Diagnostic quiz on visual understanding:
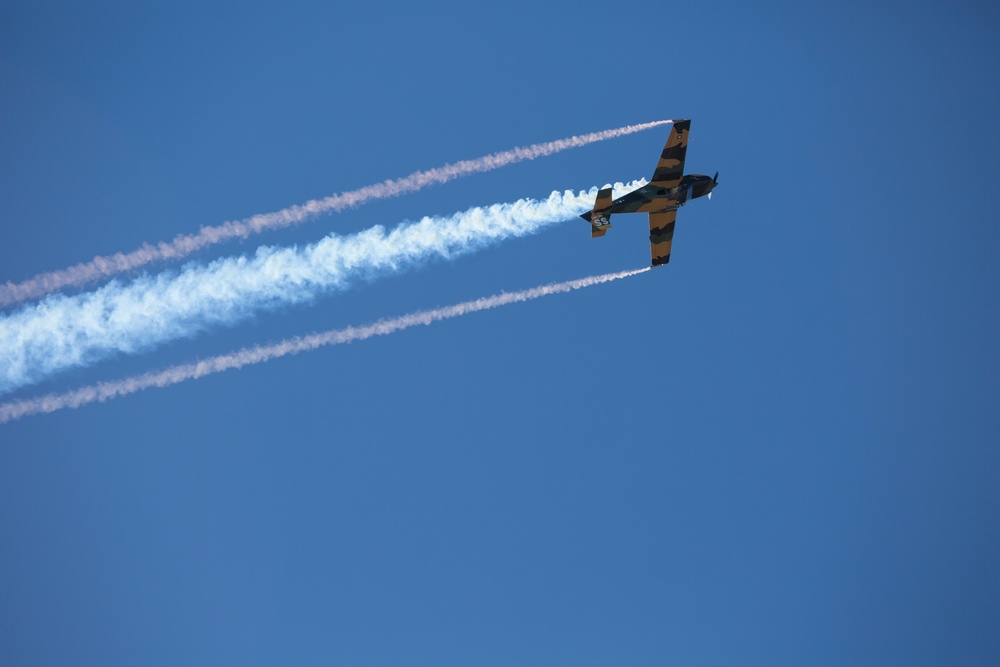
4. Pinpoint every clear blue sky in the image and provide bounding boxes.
[1,1,998,664]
